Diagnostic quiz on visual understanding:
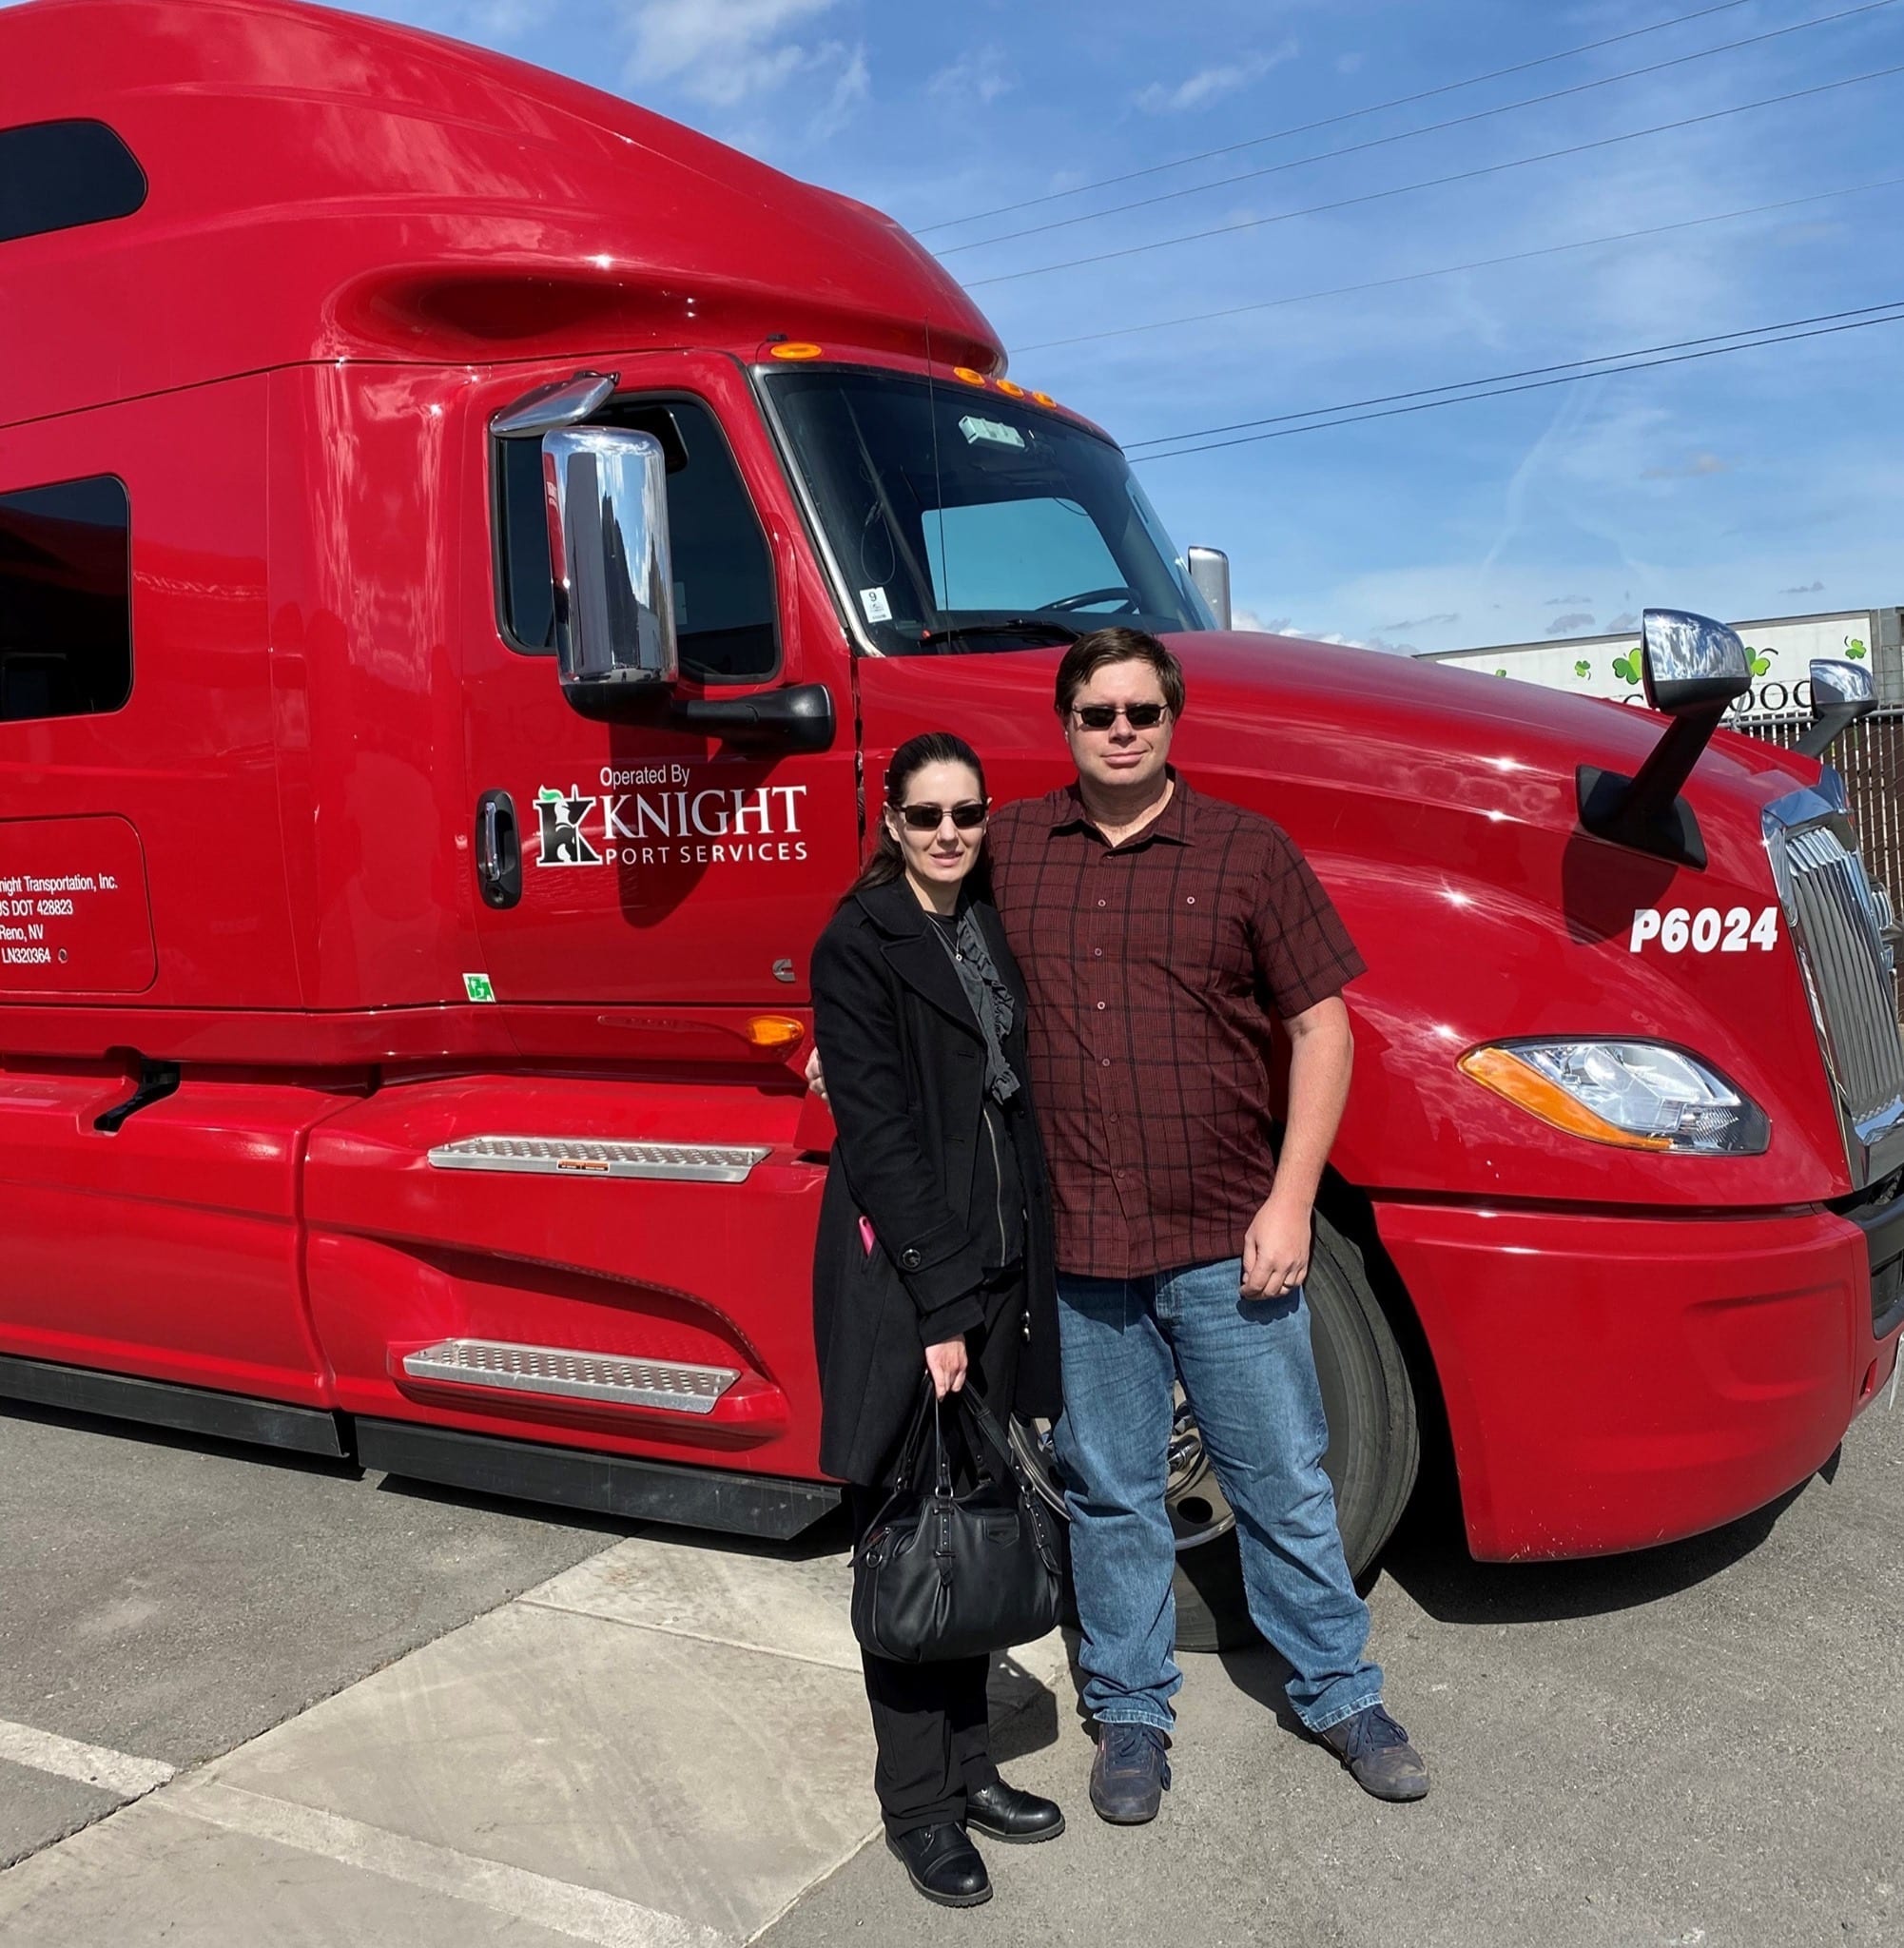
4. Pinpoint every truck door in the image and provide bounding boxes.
[460,353,858,1012]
